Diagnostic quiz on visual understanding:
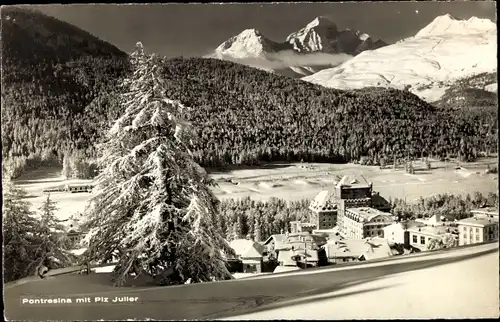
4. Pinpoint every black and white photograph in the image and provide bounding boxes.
[2,1,498,320]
